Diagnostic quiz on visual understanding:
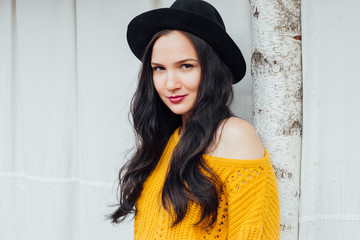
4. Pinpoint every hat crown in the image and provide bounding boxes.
[170,0,225,30]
